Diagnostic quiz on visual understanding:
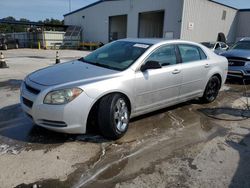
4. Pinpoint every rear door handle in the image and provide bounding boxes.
[172,69,181,74]
[205,64,210,68]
